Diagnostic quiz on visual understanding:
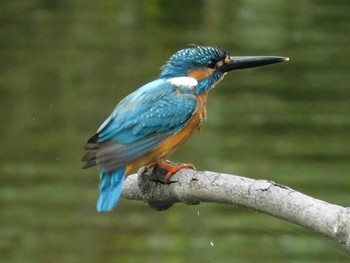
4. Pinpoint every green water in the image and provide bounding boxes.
[1,1,350,262]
